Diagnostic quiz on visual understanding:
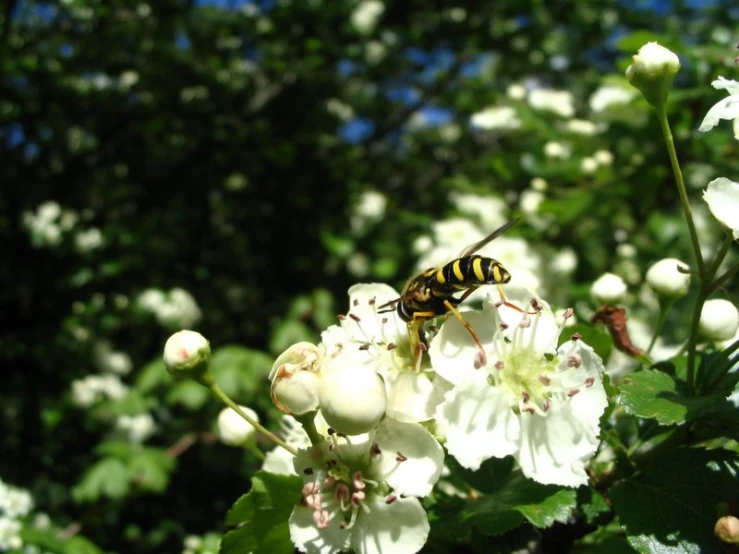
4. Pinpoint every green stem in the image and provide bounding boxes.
[246,443,266,461]
[655,106,705,277]
[655,106,707,389]
[647,298,672,353]
[705,233,735,282]
[294,411,325,447]
[210,384,298,456]
[709,259,739,294]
